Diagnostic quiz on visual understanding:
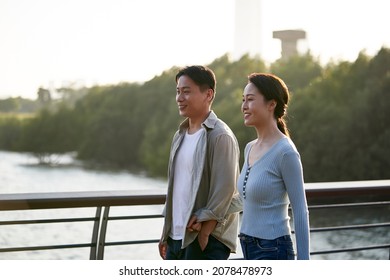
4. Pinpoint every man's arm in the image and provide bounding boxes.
[195,134,240,223]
